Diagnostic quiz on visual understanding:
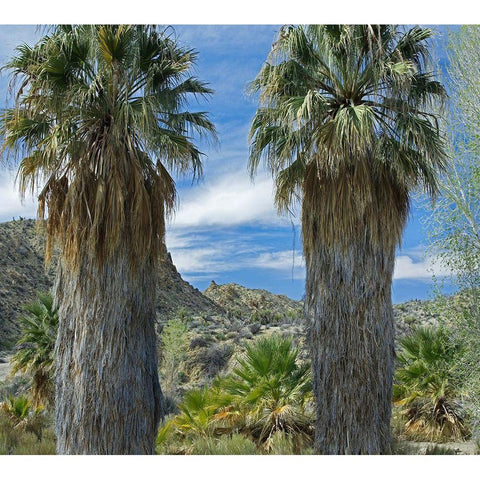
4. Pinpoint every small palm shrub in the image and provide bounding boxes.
[11,292,58,407]
[157,335,314,454]
[215,335,313,451]
[393,326,469,442]
[0,404,55,455]
[170,387,221,438]
[0,395,47,441]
